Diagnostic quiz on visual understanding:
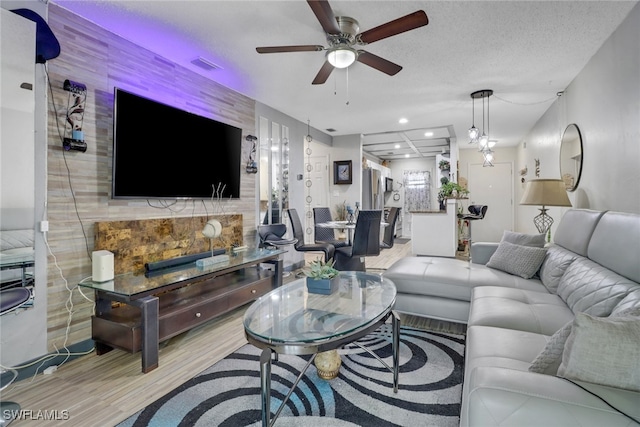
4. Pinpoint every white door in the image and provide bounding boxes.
[467,162,513,242]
